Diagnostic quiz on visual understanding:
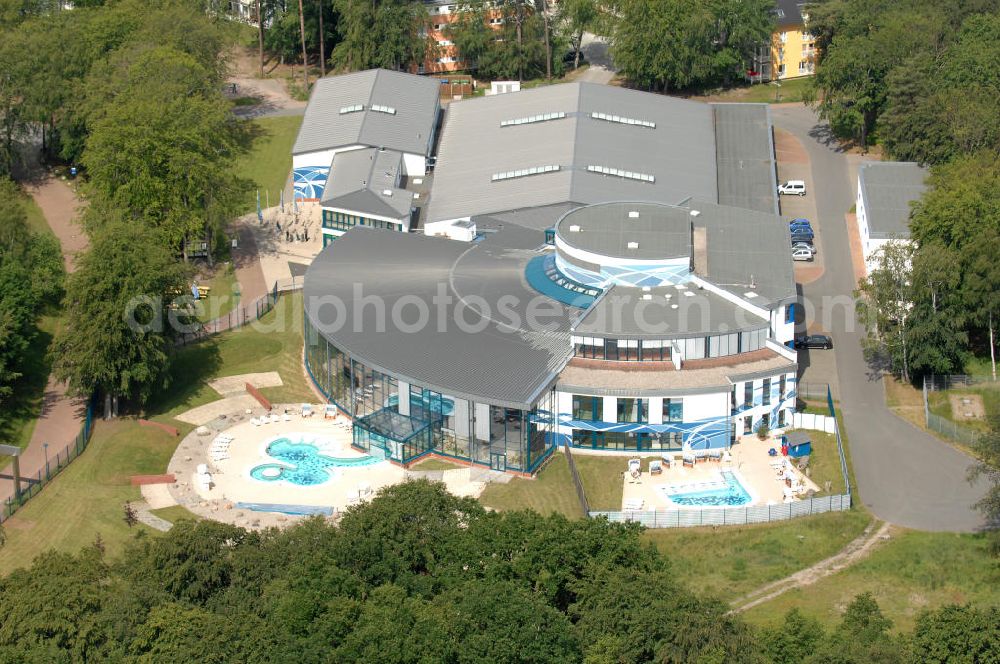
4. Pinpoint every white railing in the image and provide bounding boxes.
[590,494,851,528]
